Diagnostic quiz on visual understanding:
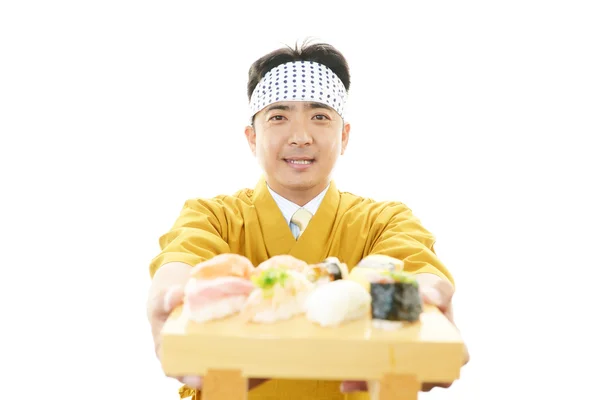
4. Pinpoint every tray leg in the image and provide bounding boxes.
[202,369,248,400]
[368,374,420,400]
